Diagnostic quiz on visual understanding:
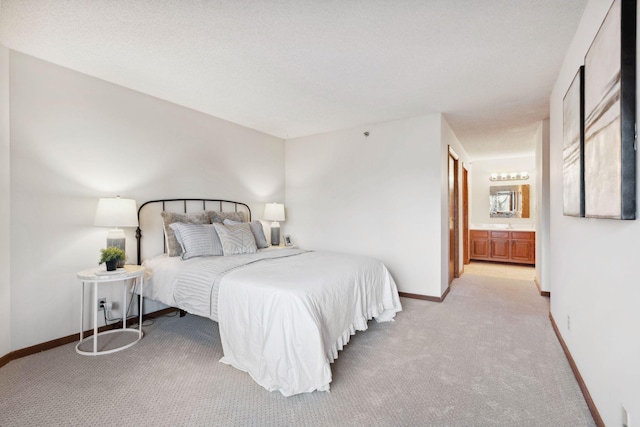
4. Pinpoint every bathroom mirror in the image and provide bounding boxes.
[490,185,530,218]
